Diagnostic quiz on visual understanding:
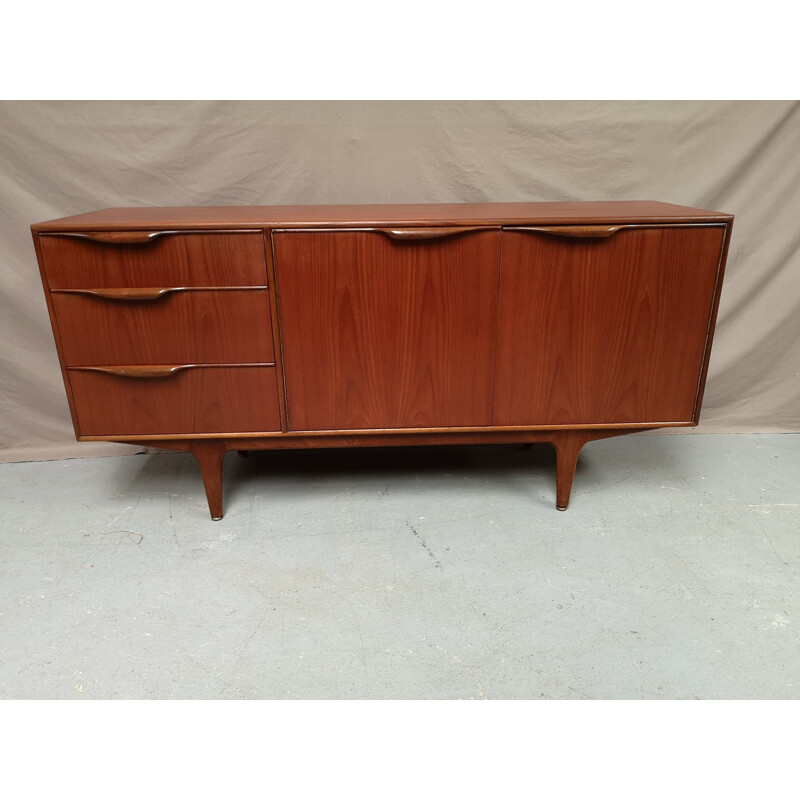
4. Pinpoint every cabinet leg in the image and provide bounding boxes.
[552,433,589,511]
[191,441,228,520]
